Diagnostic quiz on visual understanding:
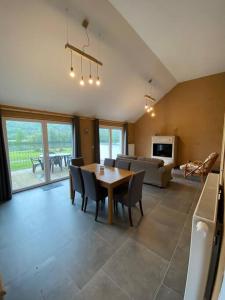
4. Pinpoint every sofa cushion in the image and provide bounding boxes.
[138,157,164,167]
